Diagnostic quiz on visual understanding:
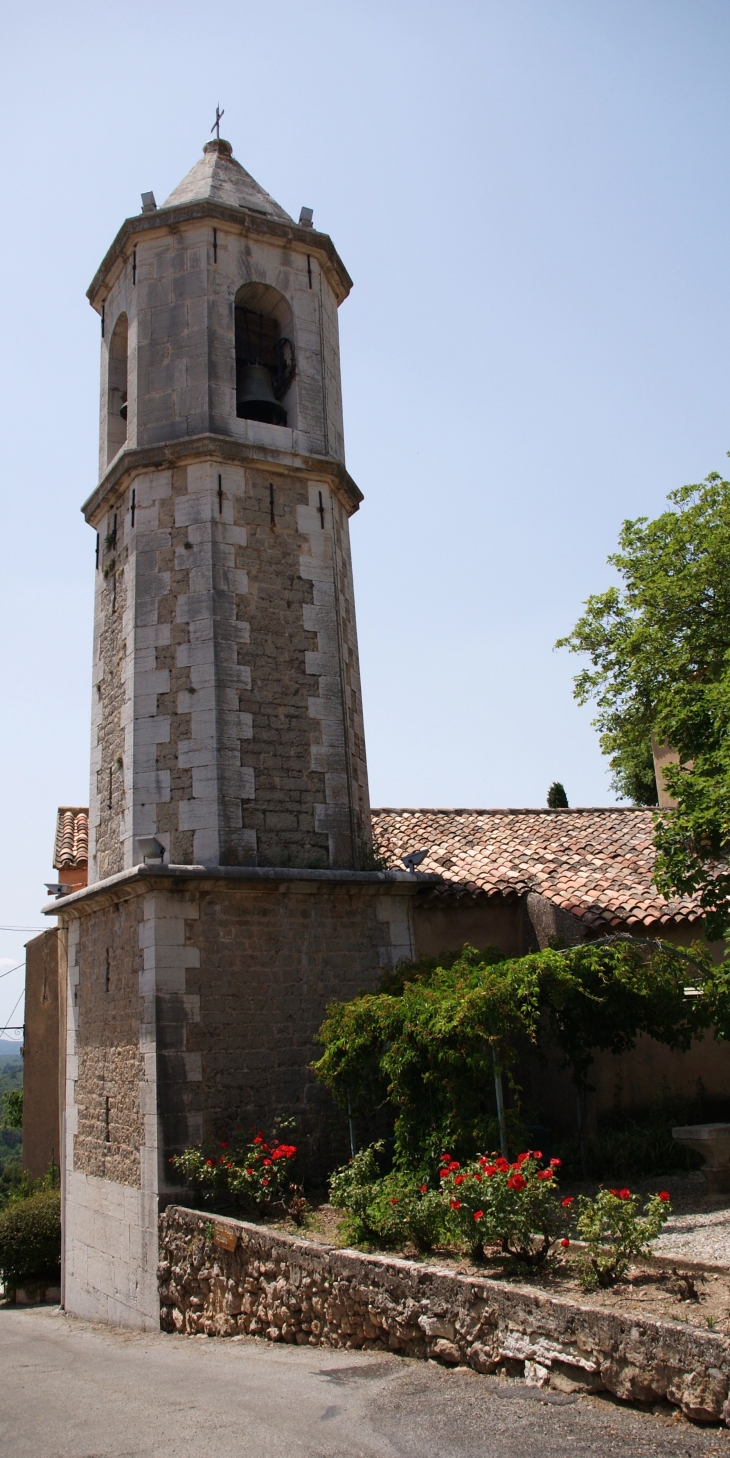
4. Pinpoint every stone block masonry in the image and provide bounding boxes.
[54,864,420,1325]
[160,1205,730,1426]
[86,449,370,878]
